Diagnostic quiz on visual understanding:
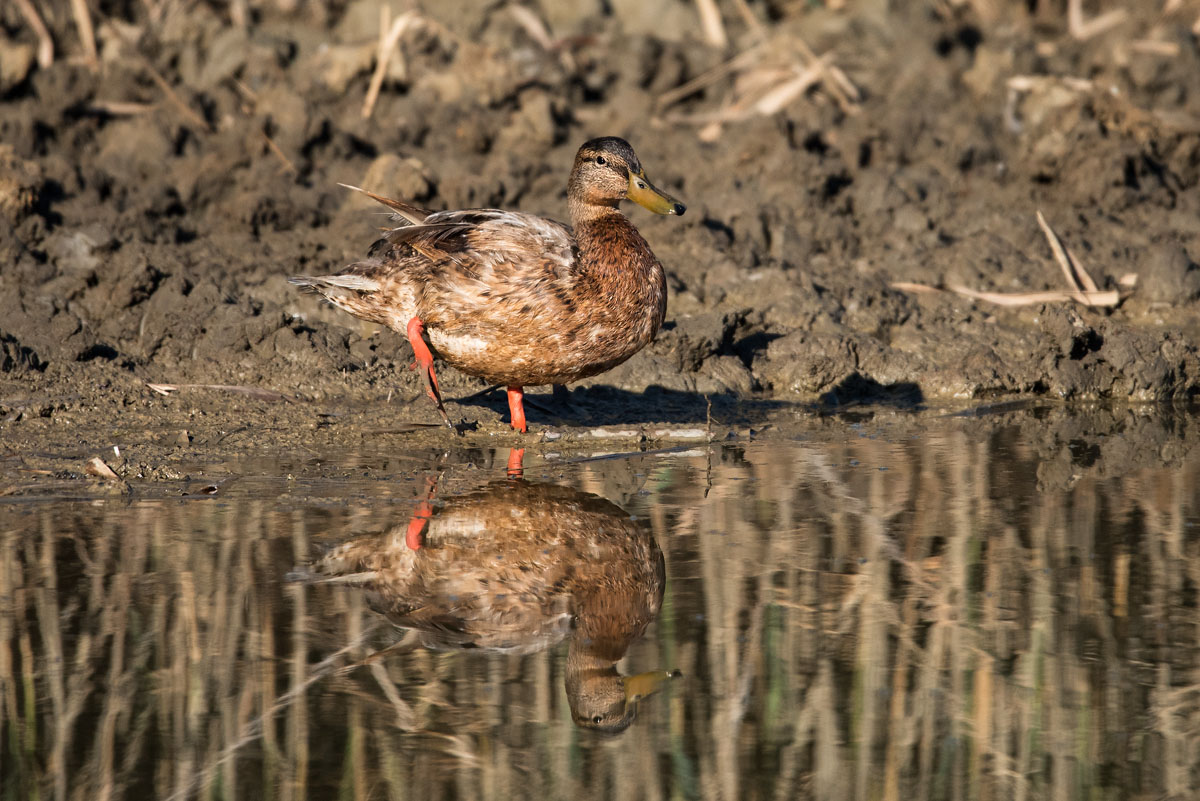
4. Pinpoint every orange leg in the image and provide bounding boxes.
[506,448,525,478]
[403,474,439,550]
[405,317,452,428]
[506,385,527,433]
[404,501,432,549]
